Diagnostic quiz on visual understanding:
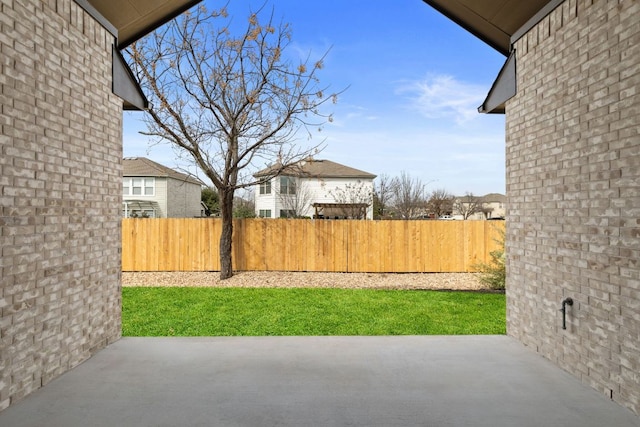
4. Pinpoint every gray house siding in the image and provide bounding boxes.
[123,176,202,218]
[506,0,640,415]
[166,178,202,218]
[122,157,202,218]
[0,0,122,410]
[156,177,169,217]
[123,177,167,217]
